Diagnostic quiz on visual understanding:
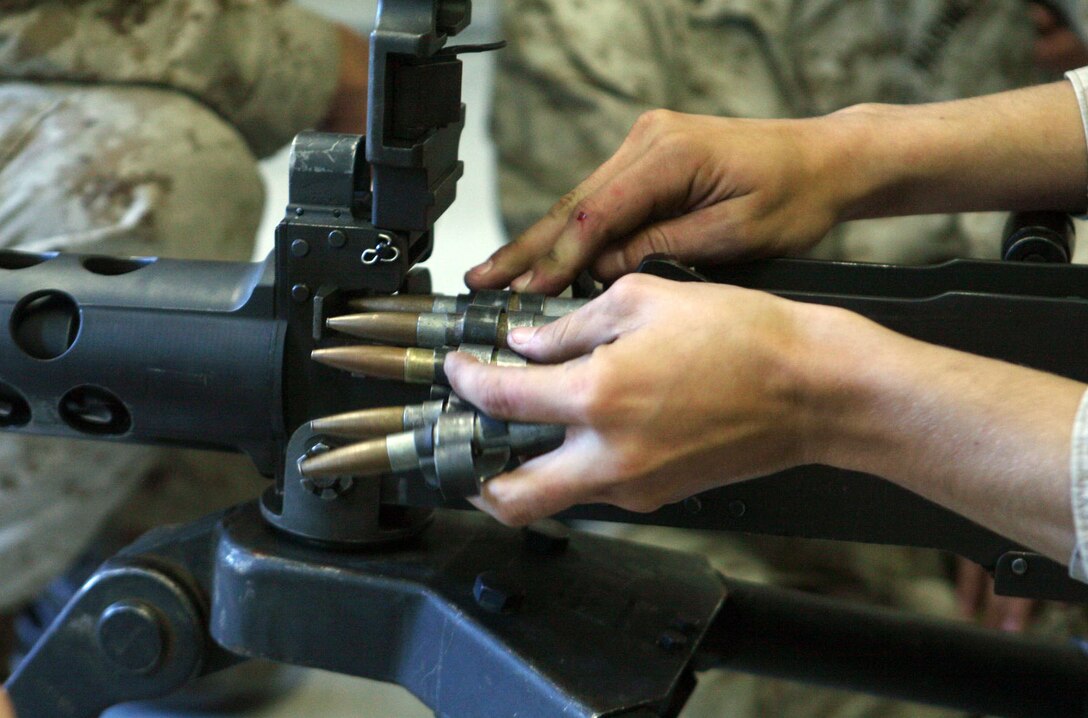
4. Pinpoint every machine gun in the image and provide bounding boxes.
[4,1,1088,715]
